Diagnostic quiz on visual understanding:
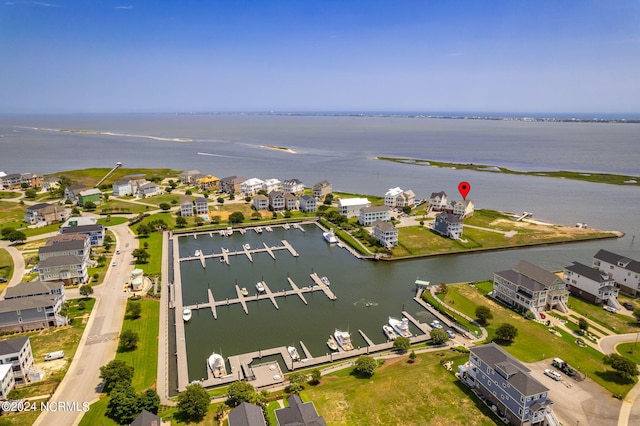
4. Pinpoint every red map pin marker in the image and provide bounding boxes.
[458,182,471,200]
